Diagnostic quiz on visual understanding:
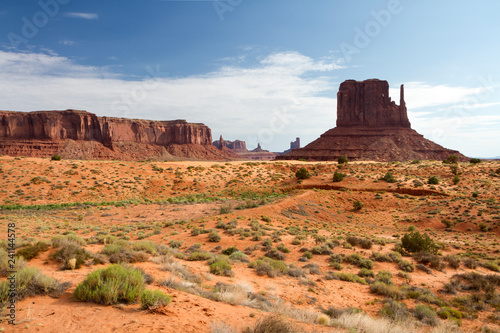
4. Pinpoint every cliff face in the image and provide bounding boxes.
[278,79,467,162]
[0,110,228,160]
[337,79,410,128]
